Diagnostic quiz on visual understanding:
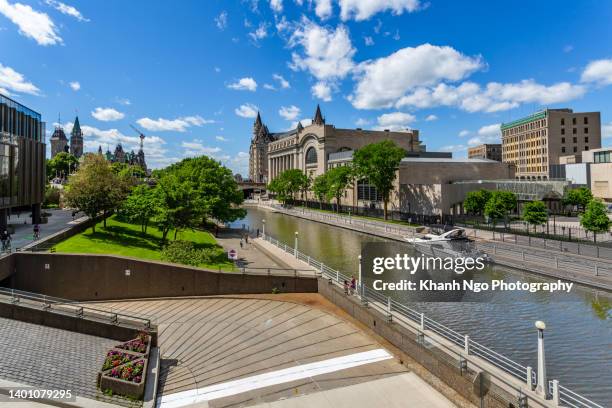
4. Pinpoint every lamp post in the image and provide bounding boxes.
[294,231,299,258]
[262,219,266,237]
[358,254,362,297]
[535,320,549,398]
